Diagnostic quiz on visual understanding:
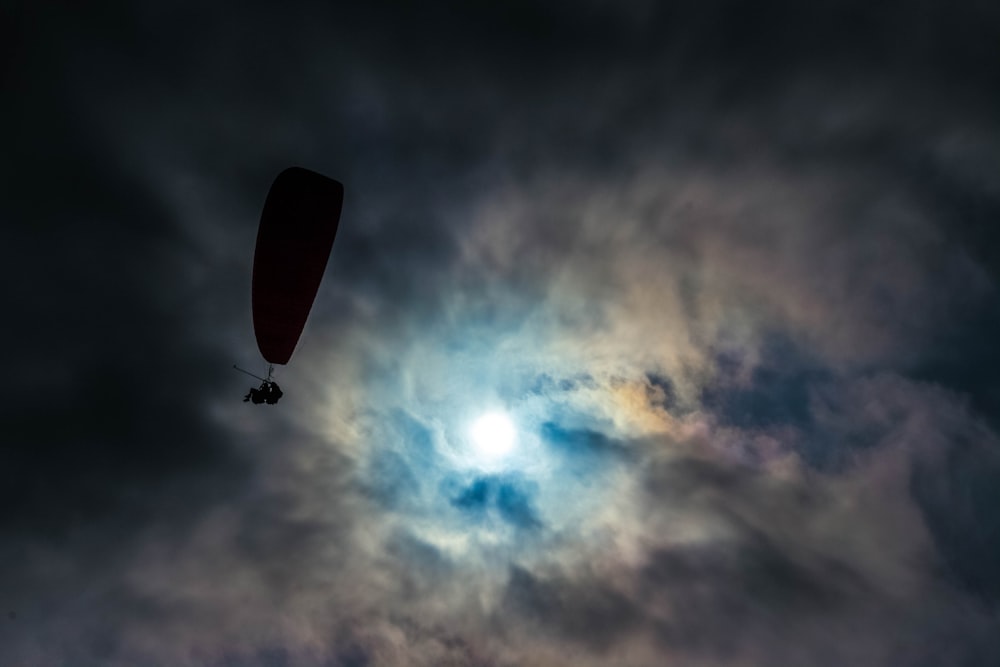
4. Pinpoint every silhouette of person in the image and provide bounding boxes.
[264,382,283,405]
[244,381,283,405]
[244,382,267,404]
